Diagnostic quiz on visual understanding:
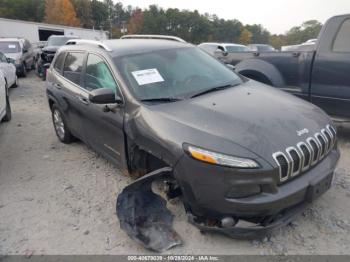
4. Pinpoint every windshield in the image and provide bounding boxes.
[0,41,21,53]
[46,37,72,47]
[257,45,275,52]
[114,47,243,101]
[225,45,249,53]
